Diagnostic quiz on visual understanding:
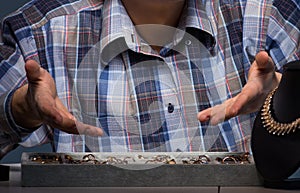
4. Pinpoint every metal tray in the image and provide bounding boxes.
[21,152,263,187]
